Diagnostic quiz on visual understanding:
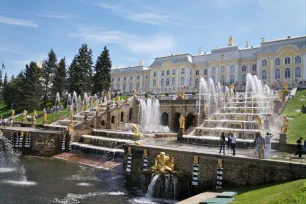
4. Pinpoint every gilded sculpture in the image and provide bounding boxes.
[179,115,185,129]
[131,123,143,137]
[11,110,15,120]
[143,149,148,157]
[228,36,234,46]
[217,159,223,168]
[256,115,262,130]
[128,147,132,155]
[43,111,48,123]
[203,103,207,115]
[194,156,199,165]
[133,89,137,98]
[281,116,289,134]
[33,110,37,121]
[284,81,288,91]
[151,152,175,174]
[23,110,27,121]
